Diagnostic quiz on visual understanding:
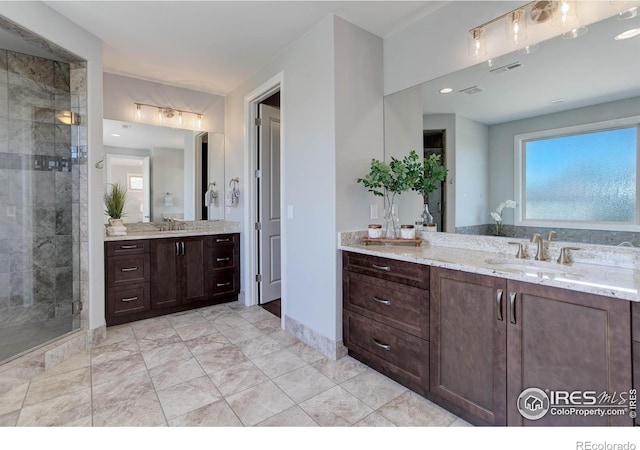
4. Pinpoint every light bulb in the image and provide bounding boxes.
[196,114,203,129]
[468,28,487,59]
[506,9,527,46]
[177,111,183,126]
[135,103,142,121]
